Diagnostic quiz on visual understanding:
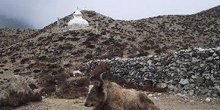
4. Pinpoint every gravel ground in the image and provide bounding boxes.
[15,93,220,110]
